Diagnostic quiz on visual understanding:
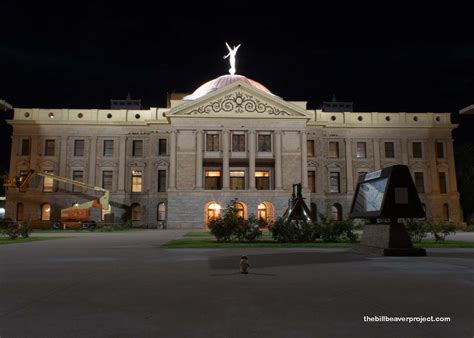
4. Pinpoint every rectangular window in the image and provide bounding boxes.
[132,140,143,157]
[308,170,316,193]
[436,142,444,159]
[206,133,219,151]
[255,171,270,190]
[307,140,315,157]
[414,172,425,193]
[205,170,221,190]
[413,142,423,158]
[356,142,367,158]
[131,170,142,192]
[20,139,30,156]
[329,172,340,193]
[230,170,245,190]
[19,170,29,191]
[328,142,339,158]
[384,142,395,158]
[159,139,167,155]
[74,140,85,157]
[439,172,447,193]
[102,171,113,191]
[103,140,114,157]
[258,134,272,152]
[158,170,166,192]
[43,171,54,192]
[232,134,245,152]
[44,140,55,156]
[72,170,84,192]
